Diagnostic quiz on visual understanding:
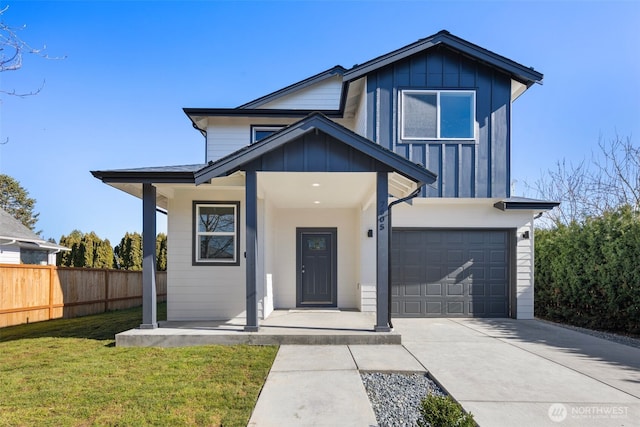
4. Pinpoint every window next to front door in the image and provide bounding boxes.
[193,201,240,266]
